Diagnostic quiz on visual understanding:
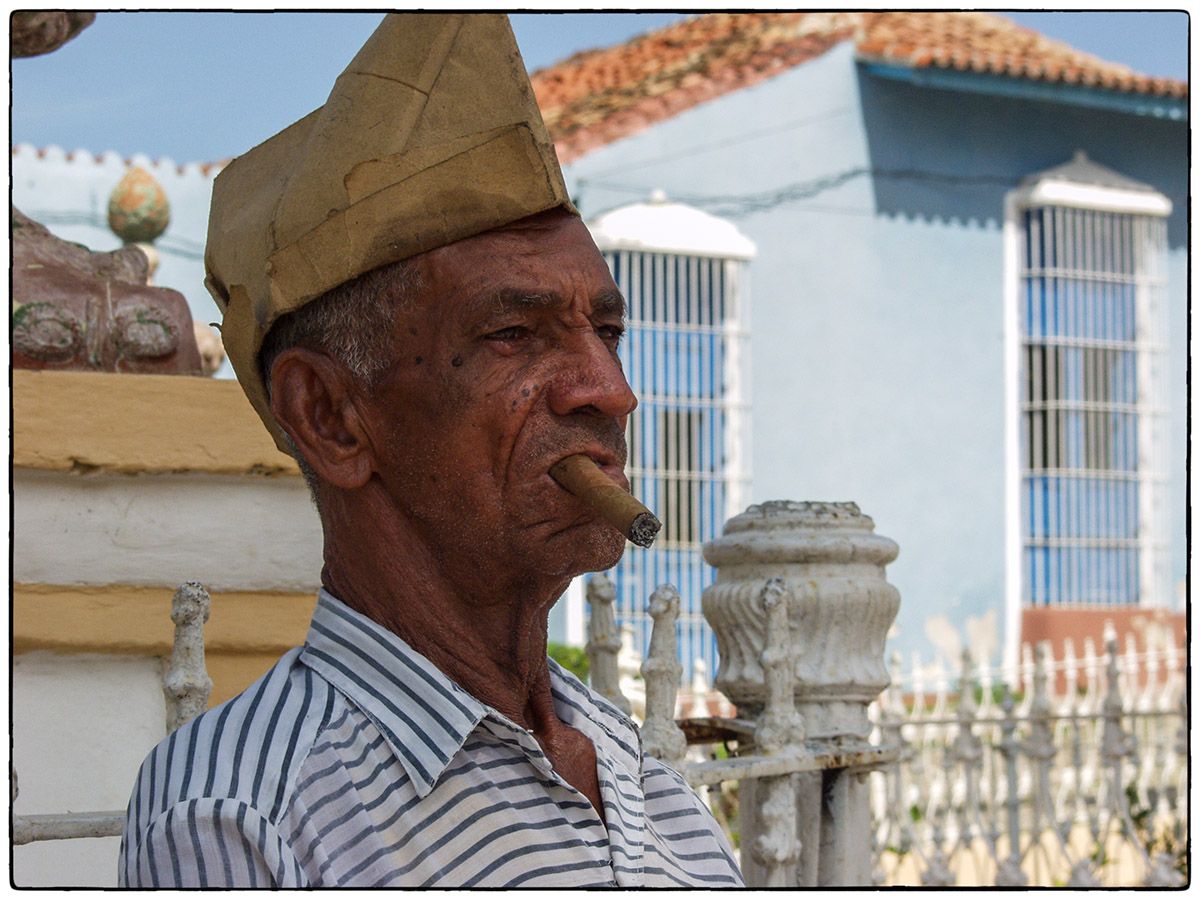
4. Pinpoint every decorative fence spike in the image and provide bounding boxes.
[585,573,630,715]
[995,685,1026,885]
[754,578,804,754]
[640,585,686,765]
[163,581,213,732]
[749,579,803,888]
